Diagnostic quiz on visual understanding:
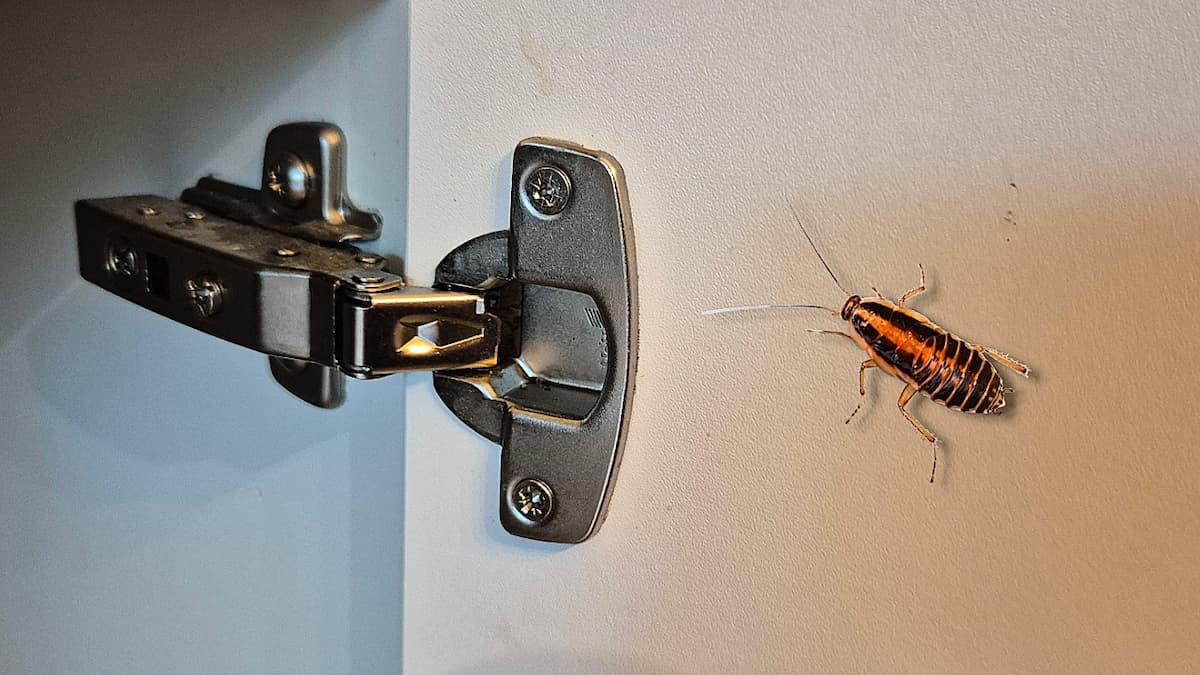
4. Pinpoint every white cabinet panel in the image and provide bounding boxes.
[406,2,1200,672]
